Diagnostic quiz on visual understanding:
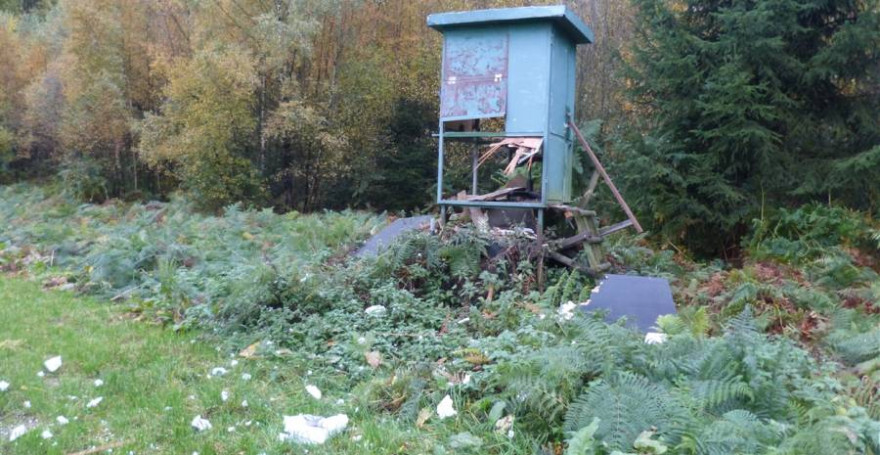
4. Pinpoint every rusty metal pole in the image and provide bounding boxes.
[568,119,643,233]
